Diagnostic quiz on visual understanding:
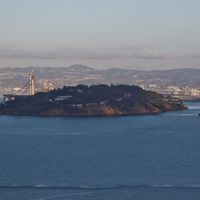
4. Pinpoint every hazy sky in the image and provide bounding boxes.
[0,0,200,69]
